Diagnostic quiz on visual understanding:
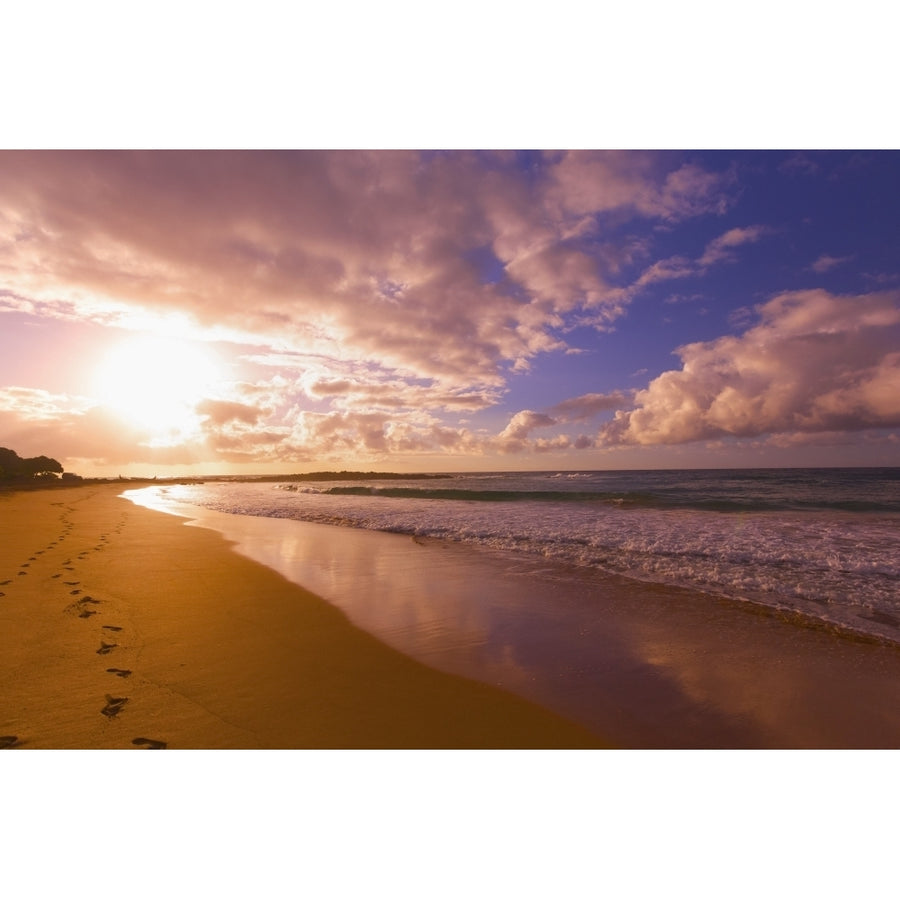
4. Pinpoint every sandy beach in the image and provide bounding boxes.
[0,484,606,749]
